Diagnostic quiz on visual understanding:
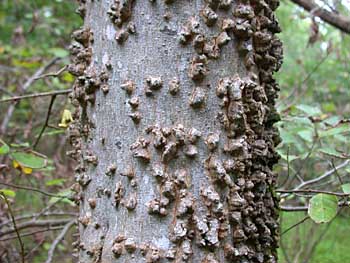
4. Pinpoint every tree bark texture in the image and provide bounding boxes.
[68,0,283,262]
